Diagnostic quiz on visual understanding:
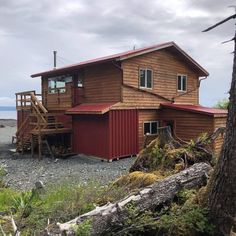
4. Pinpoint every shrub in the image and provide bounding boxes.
[0,188,20,212]
[109,190,215,236]
[74,219,92,236]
